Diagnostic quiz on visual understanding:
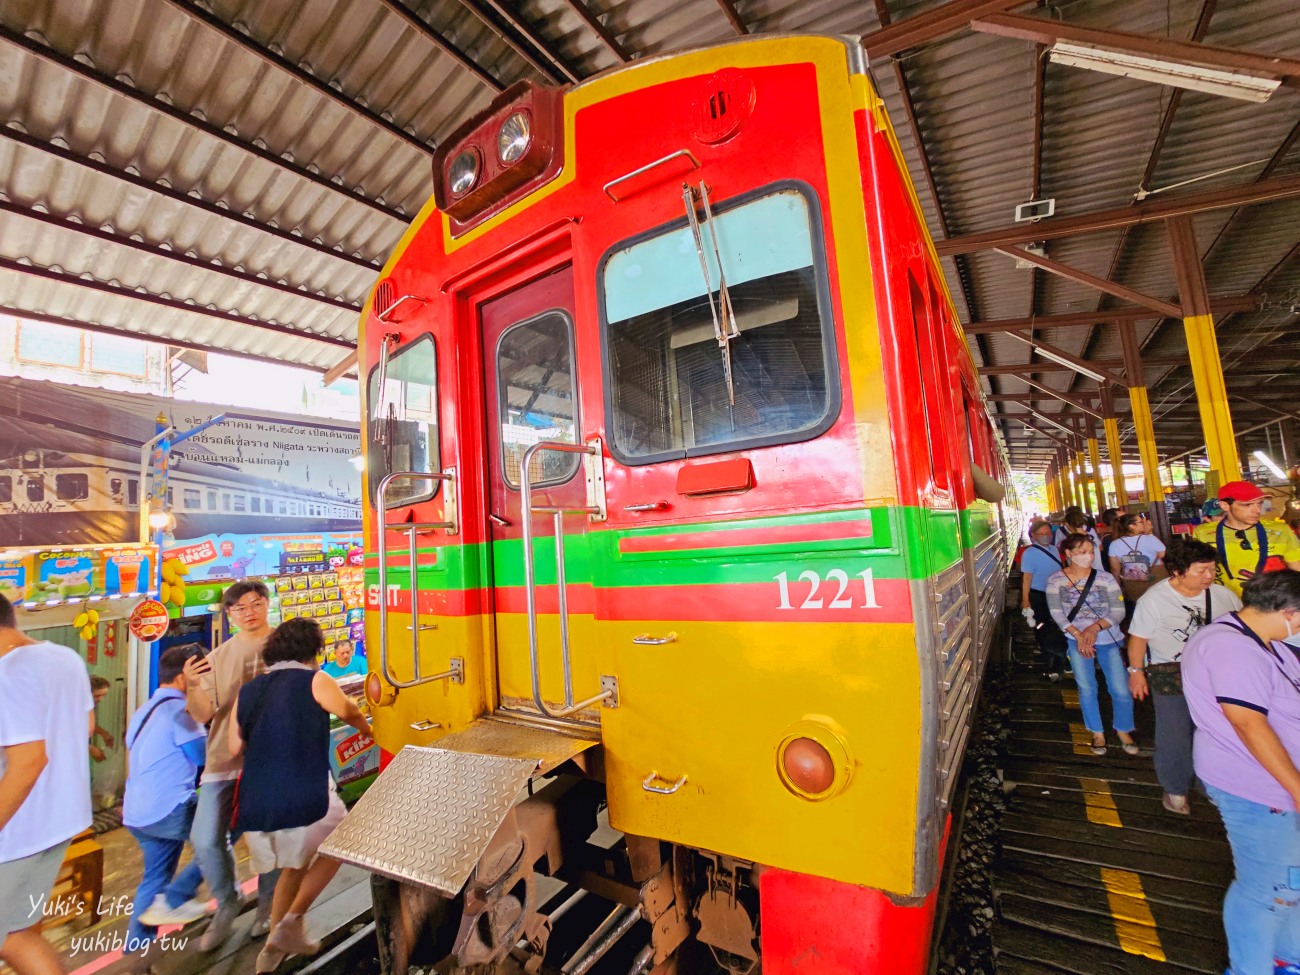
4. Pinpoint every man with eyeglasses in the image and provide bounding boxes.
[1193,481,1300,598]
[155,581,279,949]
